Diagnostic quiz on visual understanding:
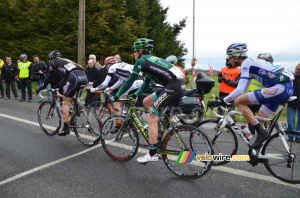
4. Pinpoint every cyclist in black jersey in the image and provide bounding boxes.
[36,50,88,136]
[110,38,186,163]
